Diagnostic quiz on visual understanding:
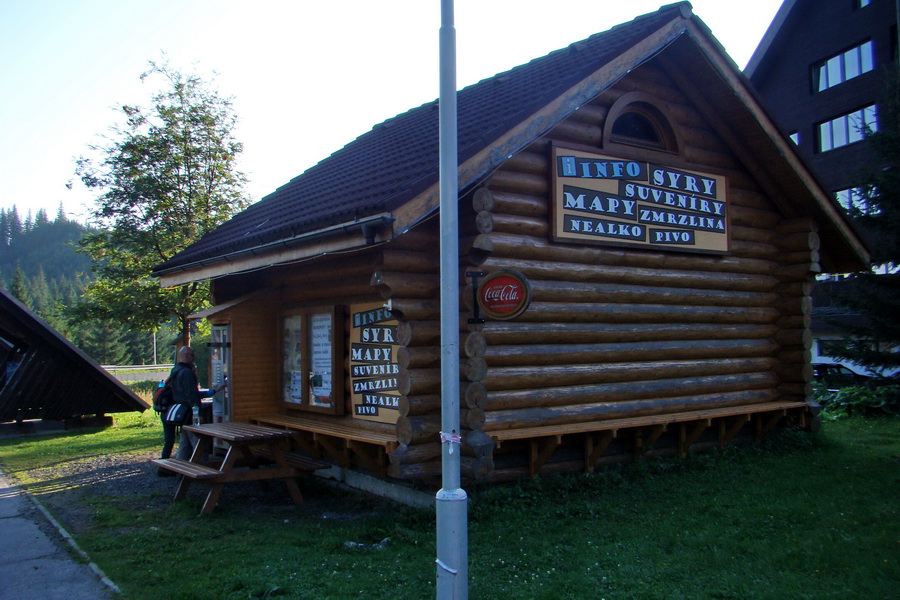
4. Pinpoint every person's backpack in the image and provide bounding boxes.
[152,380,174,412]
